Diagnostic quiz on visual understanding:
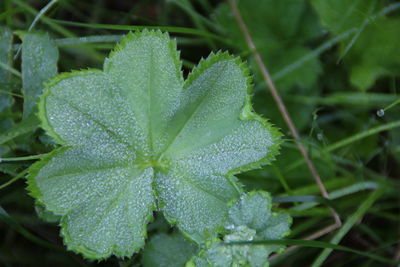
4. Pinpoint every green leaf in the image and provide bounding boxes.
[142,232,197,267]
[346,18,400,89]
[189,191,292,267]
[311,0,375,35]
[311,1,400,89]
[214,0,322,92]
[20,32,58,119]
[27,30,281,259]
